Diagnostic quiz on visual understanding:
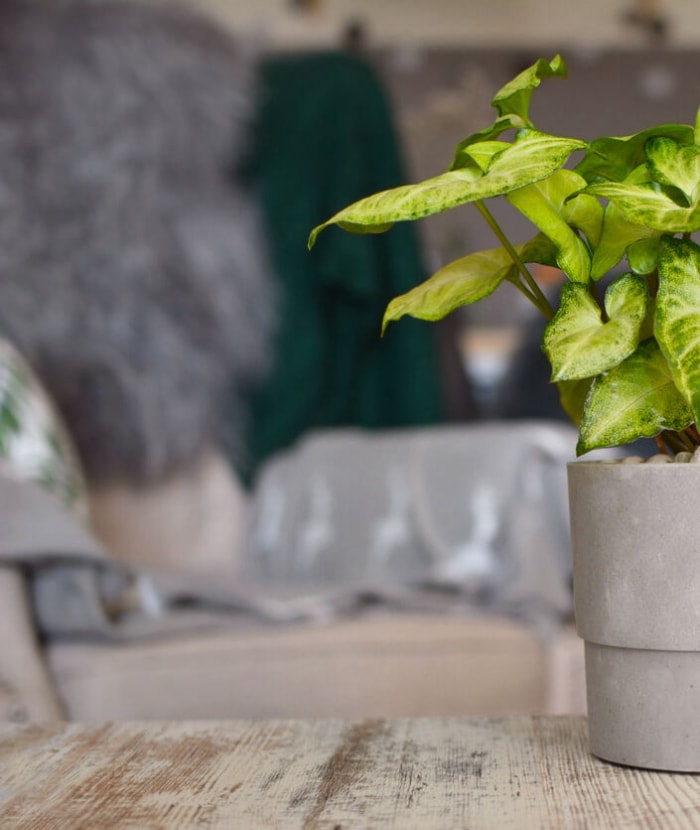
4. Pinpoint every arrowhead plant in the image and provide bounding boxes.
[309,55,700,456]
